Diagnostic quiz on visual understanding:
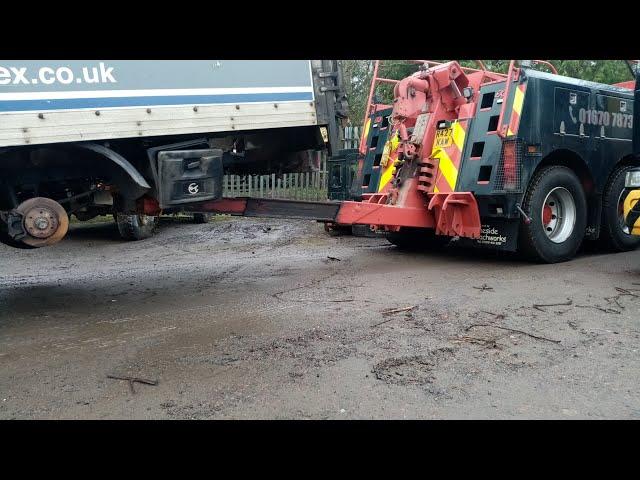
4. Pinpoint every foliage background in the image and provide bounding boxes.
[339,60,636,126]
